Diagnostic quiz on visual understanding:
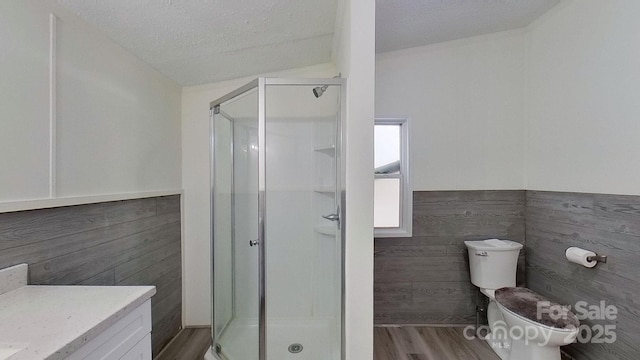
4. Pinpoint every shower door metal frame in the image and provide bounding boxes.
[211,108,238,339]
[209,77,346,360]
